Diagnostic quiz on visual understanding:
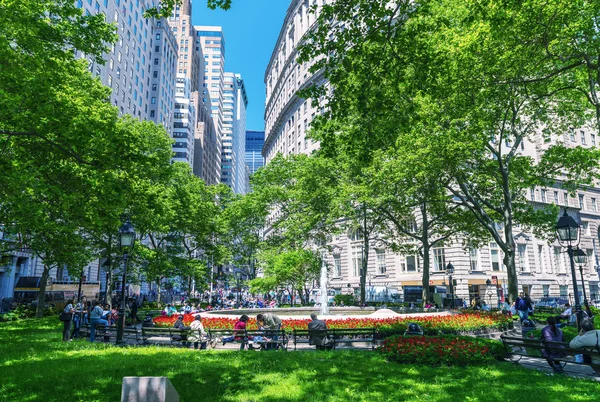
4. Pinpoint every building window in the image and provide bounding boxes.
[554,246,564,273]
[349,228,364,242]
[579,194,585,209]
[469,247,478,271]
[554,191,559,204]
[376,249,386,274]
[406,255,417,272]
[581,130,586,145]
[592,198,597,212]
[569,128,576,142]
[490,243,500,271]
[590,283,599,301]
[351,247,363,277]
[433,248,446,271]
[334,257,342,277]
[592,133,596,147]
[540,189,546,203]
[517,244,528,272]
[582,221,590,236]
[542,284,550,297]
[559,285,568,297]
